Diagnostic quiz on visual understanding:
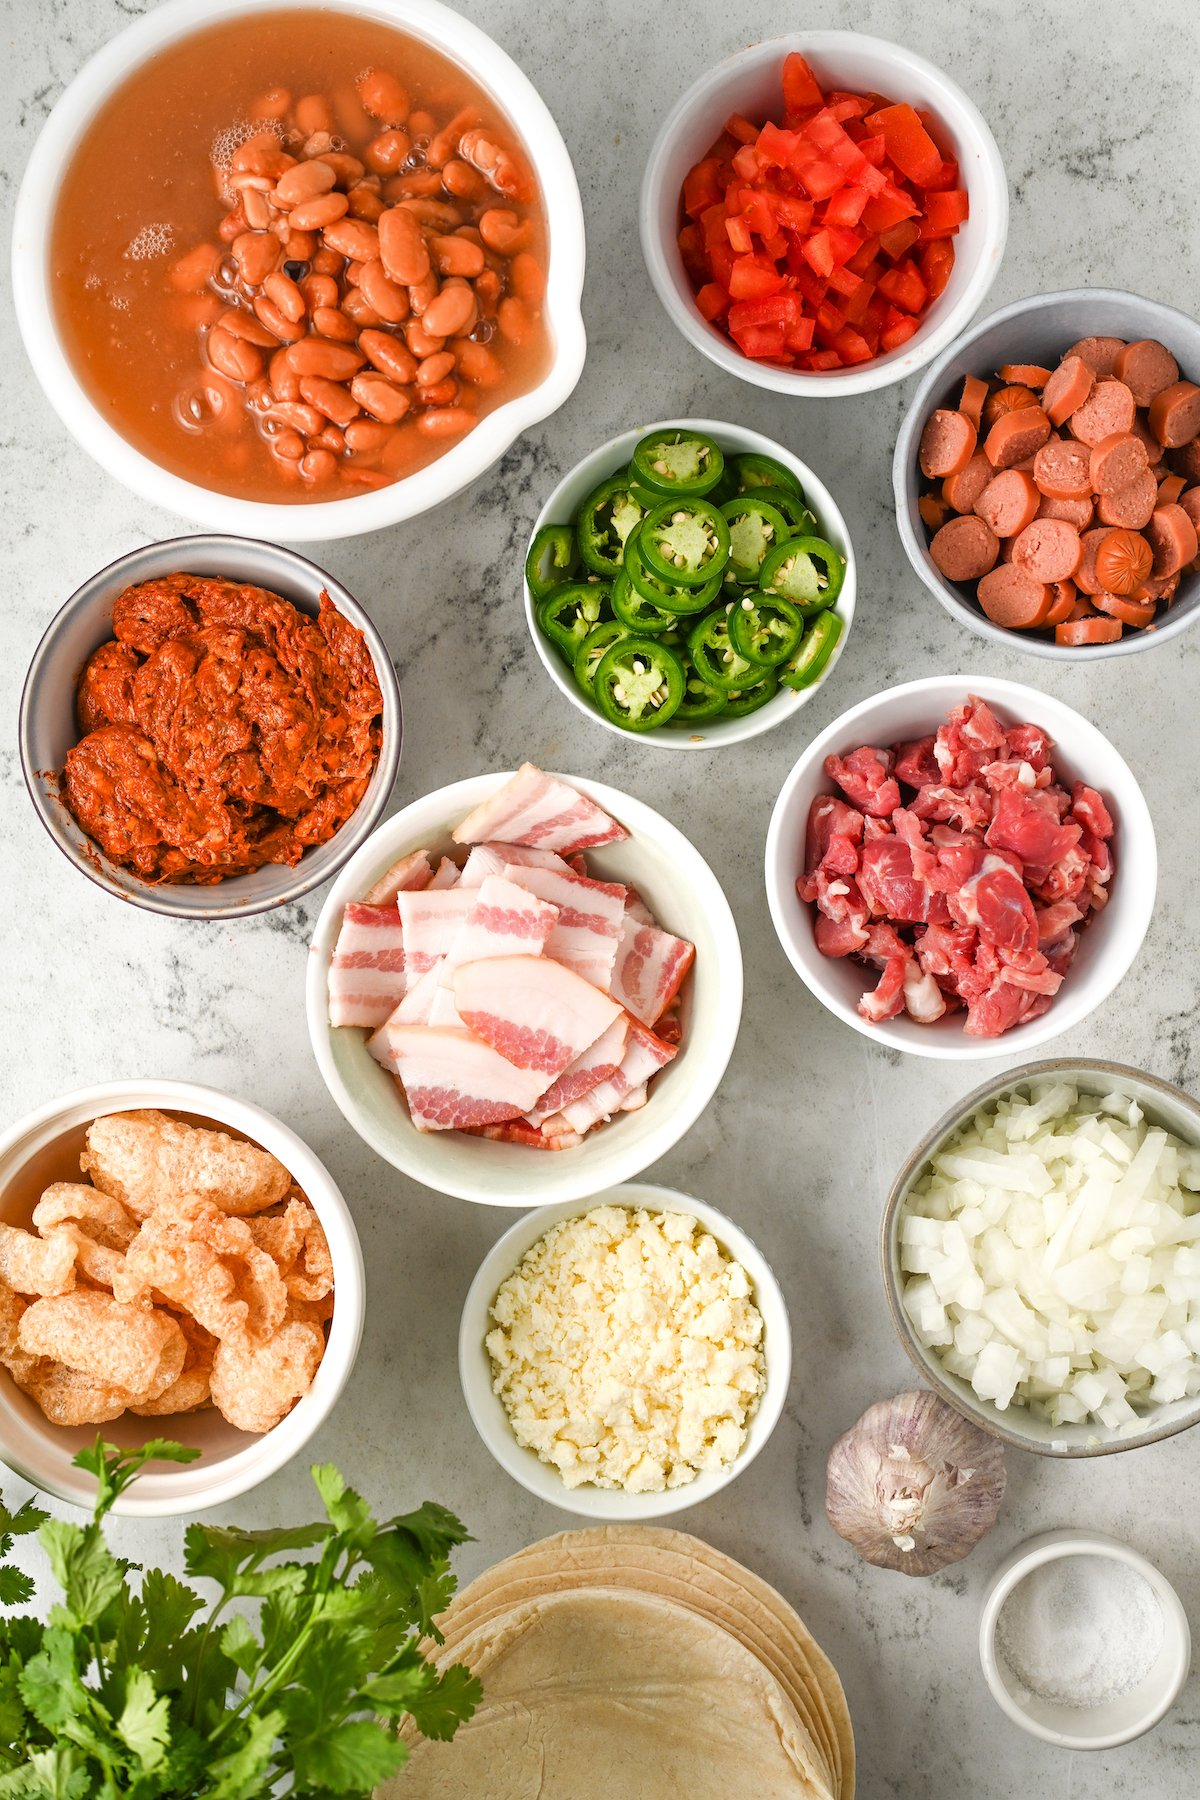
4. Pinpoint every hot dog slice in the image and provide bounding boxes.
[984,405,1051,470]
[930,514,1000,581]
[1149,381,1200,448]
[1156,473,1186,506]
[1069,378,1136,447]
[1011,518,1082,584]
[976,565,1051,629]
[959,374,989,432]
[1179,488,1200,535]
[1113,339,1179,407]
[1038,492,1094,529]
[1033,438,1091,499]
[919,492,949,532]
[1169,439,1200,483]
[1088,431,1149,495]
[919,409,978,478]
[1064,335,1127,377]
[1144,502,1199,576]
[942,452,992,514]
[1093,528,1152,595]
[1132,414,1165,467]
[1055,616,1123,646]
[1042,355,1094,427]
[982,384,1038,431]
[1042,580,1077,625]
[1092,591,1157,628]
[1073,527,1115,596]
[997,363,1051,388]
[1096,467,1157,529]
[975,469,1041,537]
